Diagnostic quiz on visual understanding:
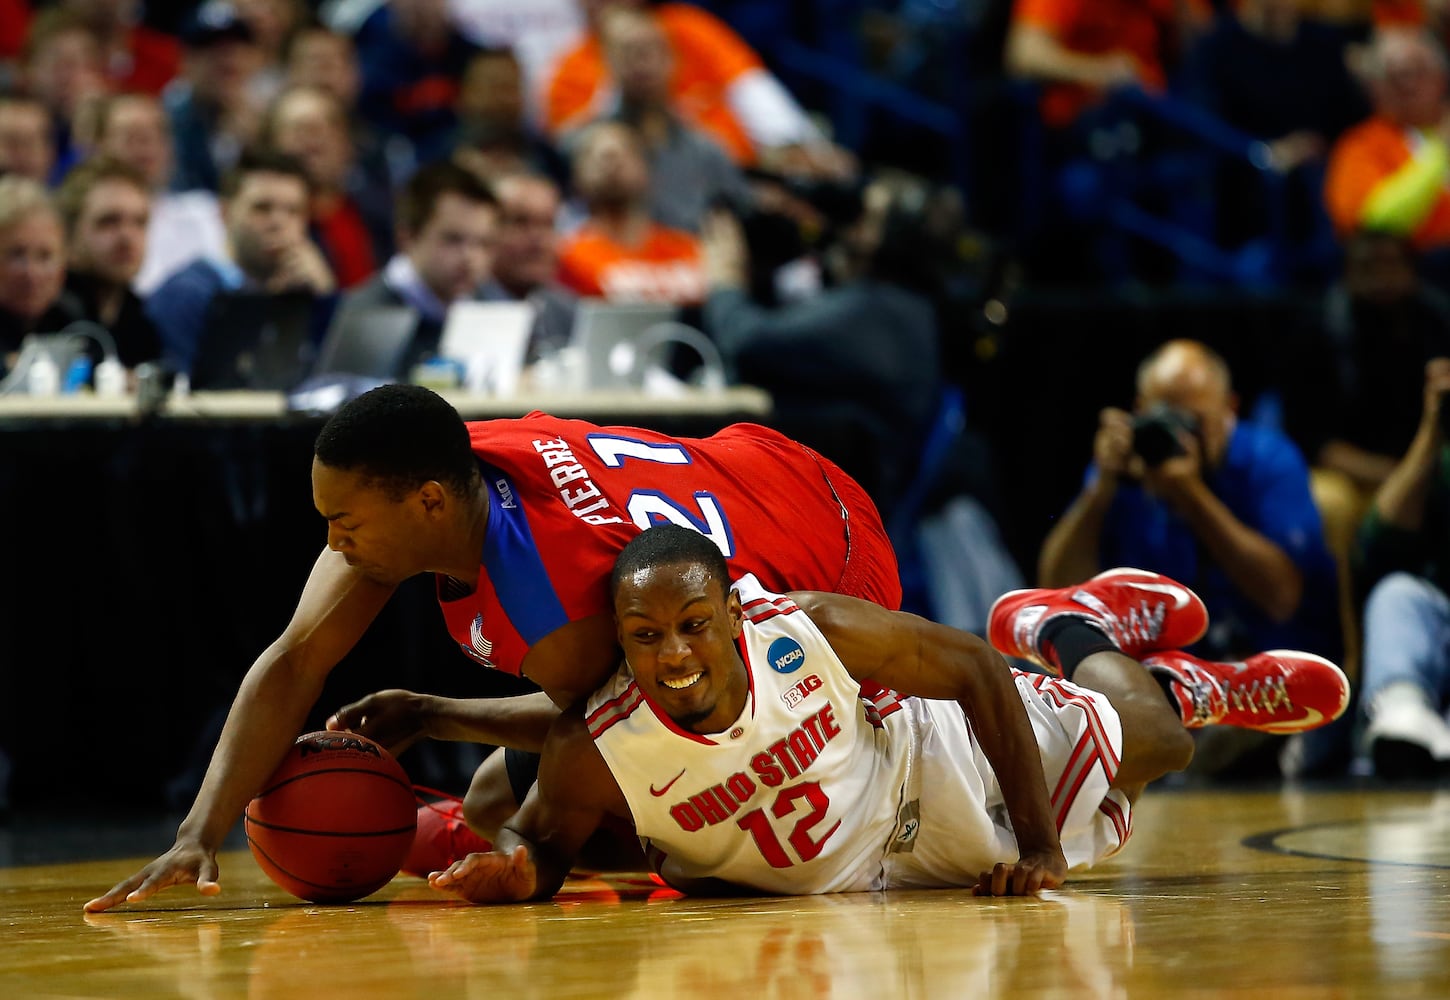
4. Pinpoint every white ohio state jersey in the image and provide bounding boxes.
[587,574,917,893]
